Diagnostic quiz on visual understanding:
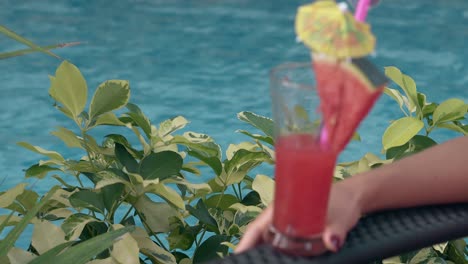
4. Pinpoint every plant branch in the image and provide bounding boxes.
[80,128,98,172]
[135,210,169,251]
[237,183,243,199]
[195,228,207,251]
[232,184,240,200]
[119,205,134,224]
